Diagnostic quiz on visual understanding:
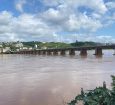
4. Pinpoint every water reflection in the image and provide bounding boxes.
[0,50,115,105]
